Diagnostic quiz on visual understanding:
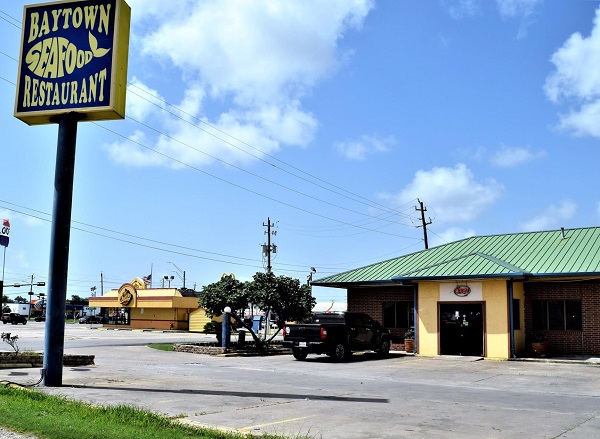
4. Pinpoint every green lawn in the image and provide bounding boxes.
[148,343,175,352]
[0,385,292,439]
